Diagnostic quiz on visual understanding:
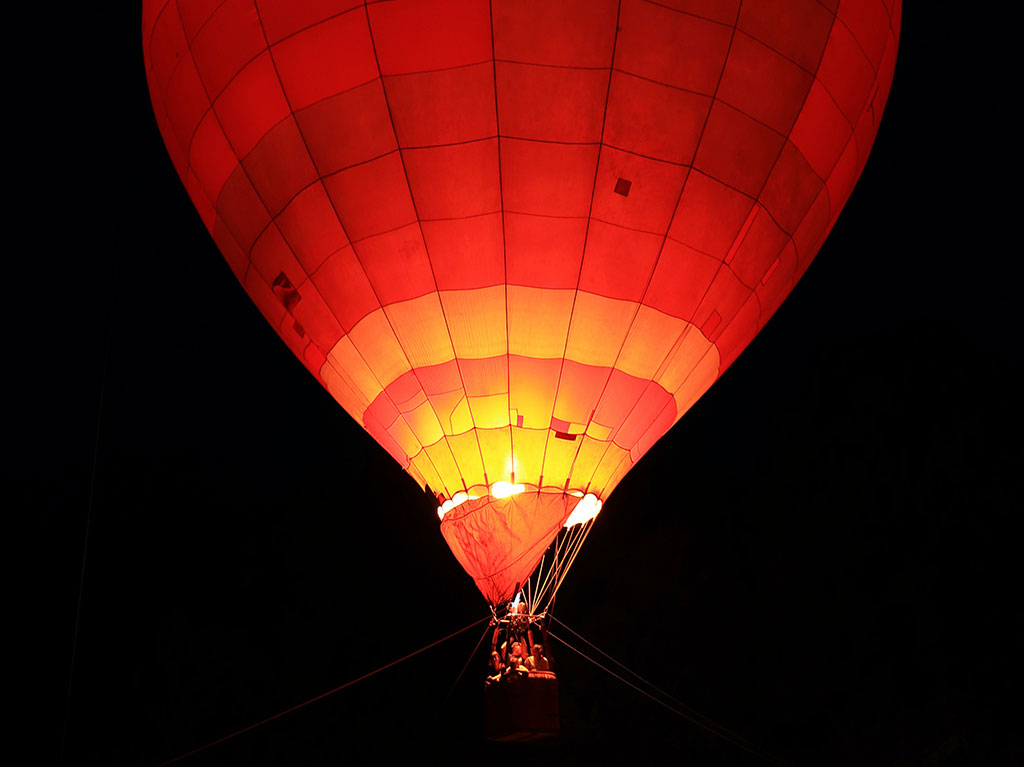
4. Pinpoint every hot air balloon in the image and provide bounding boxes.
[142,0,899,700]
